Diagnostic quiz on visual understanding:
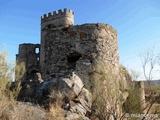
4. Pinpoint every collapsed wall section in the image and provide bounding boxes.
[41,23,119,81]
[16,43,40,80]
